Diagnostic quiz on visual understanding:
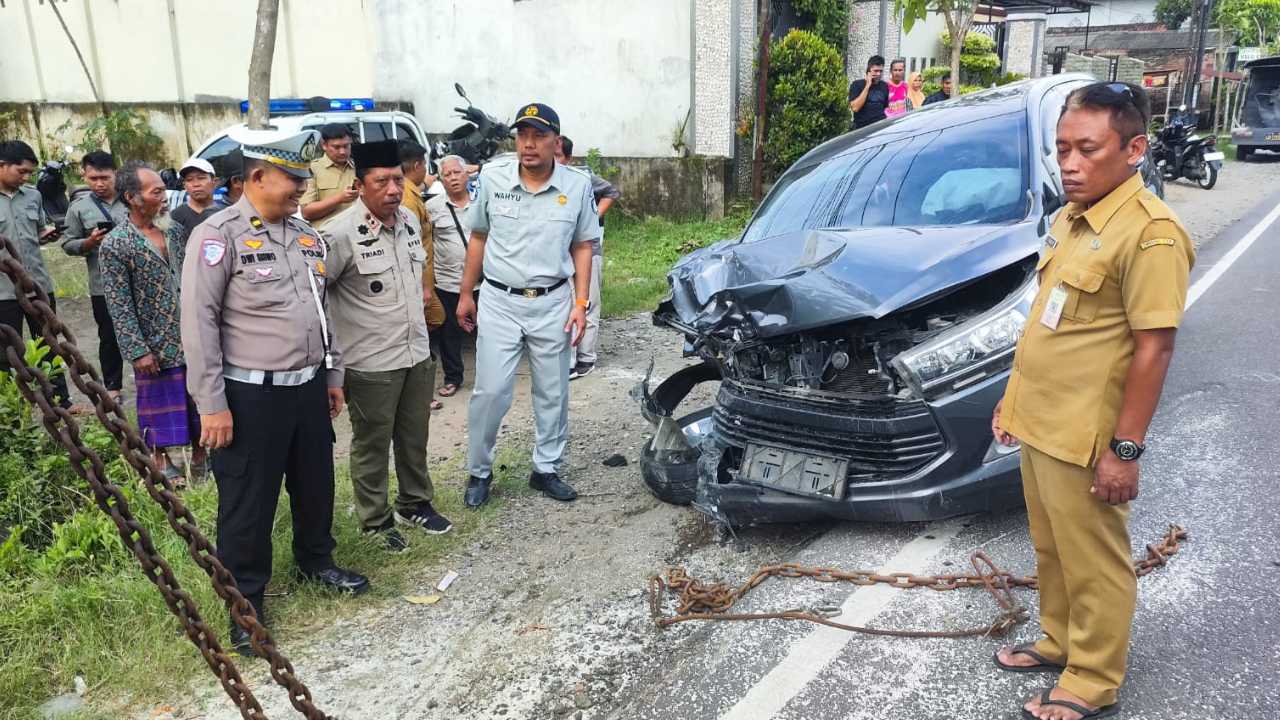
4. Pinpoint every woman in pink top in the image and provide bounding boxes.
[884,59,909,119]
